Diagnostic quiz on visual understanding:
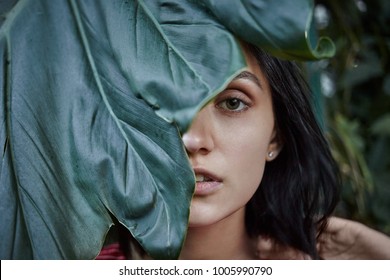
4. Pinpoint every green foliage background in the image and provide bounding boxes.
[313,0,390,234]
